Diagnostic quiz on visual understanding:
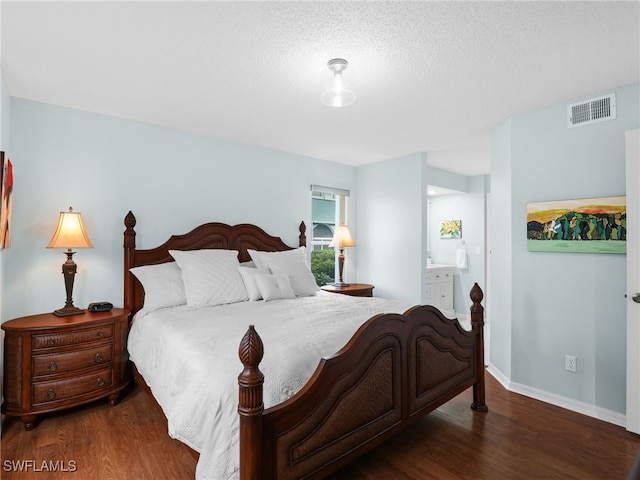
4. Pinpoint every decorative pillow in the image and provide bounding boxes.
[130,262,187,311]
[237,266,270,301]
[254,274,296,302]
[248,247,319,297]
[169,249,248,308]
